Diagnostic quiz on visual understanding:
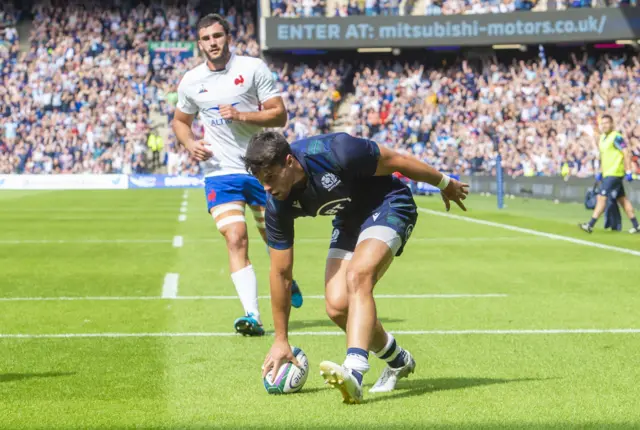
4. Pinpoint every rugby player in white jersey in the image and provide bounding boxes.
[172,14,303,336]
